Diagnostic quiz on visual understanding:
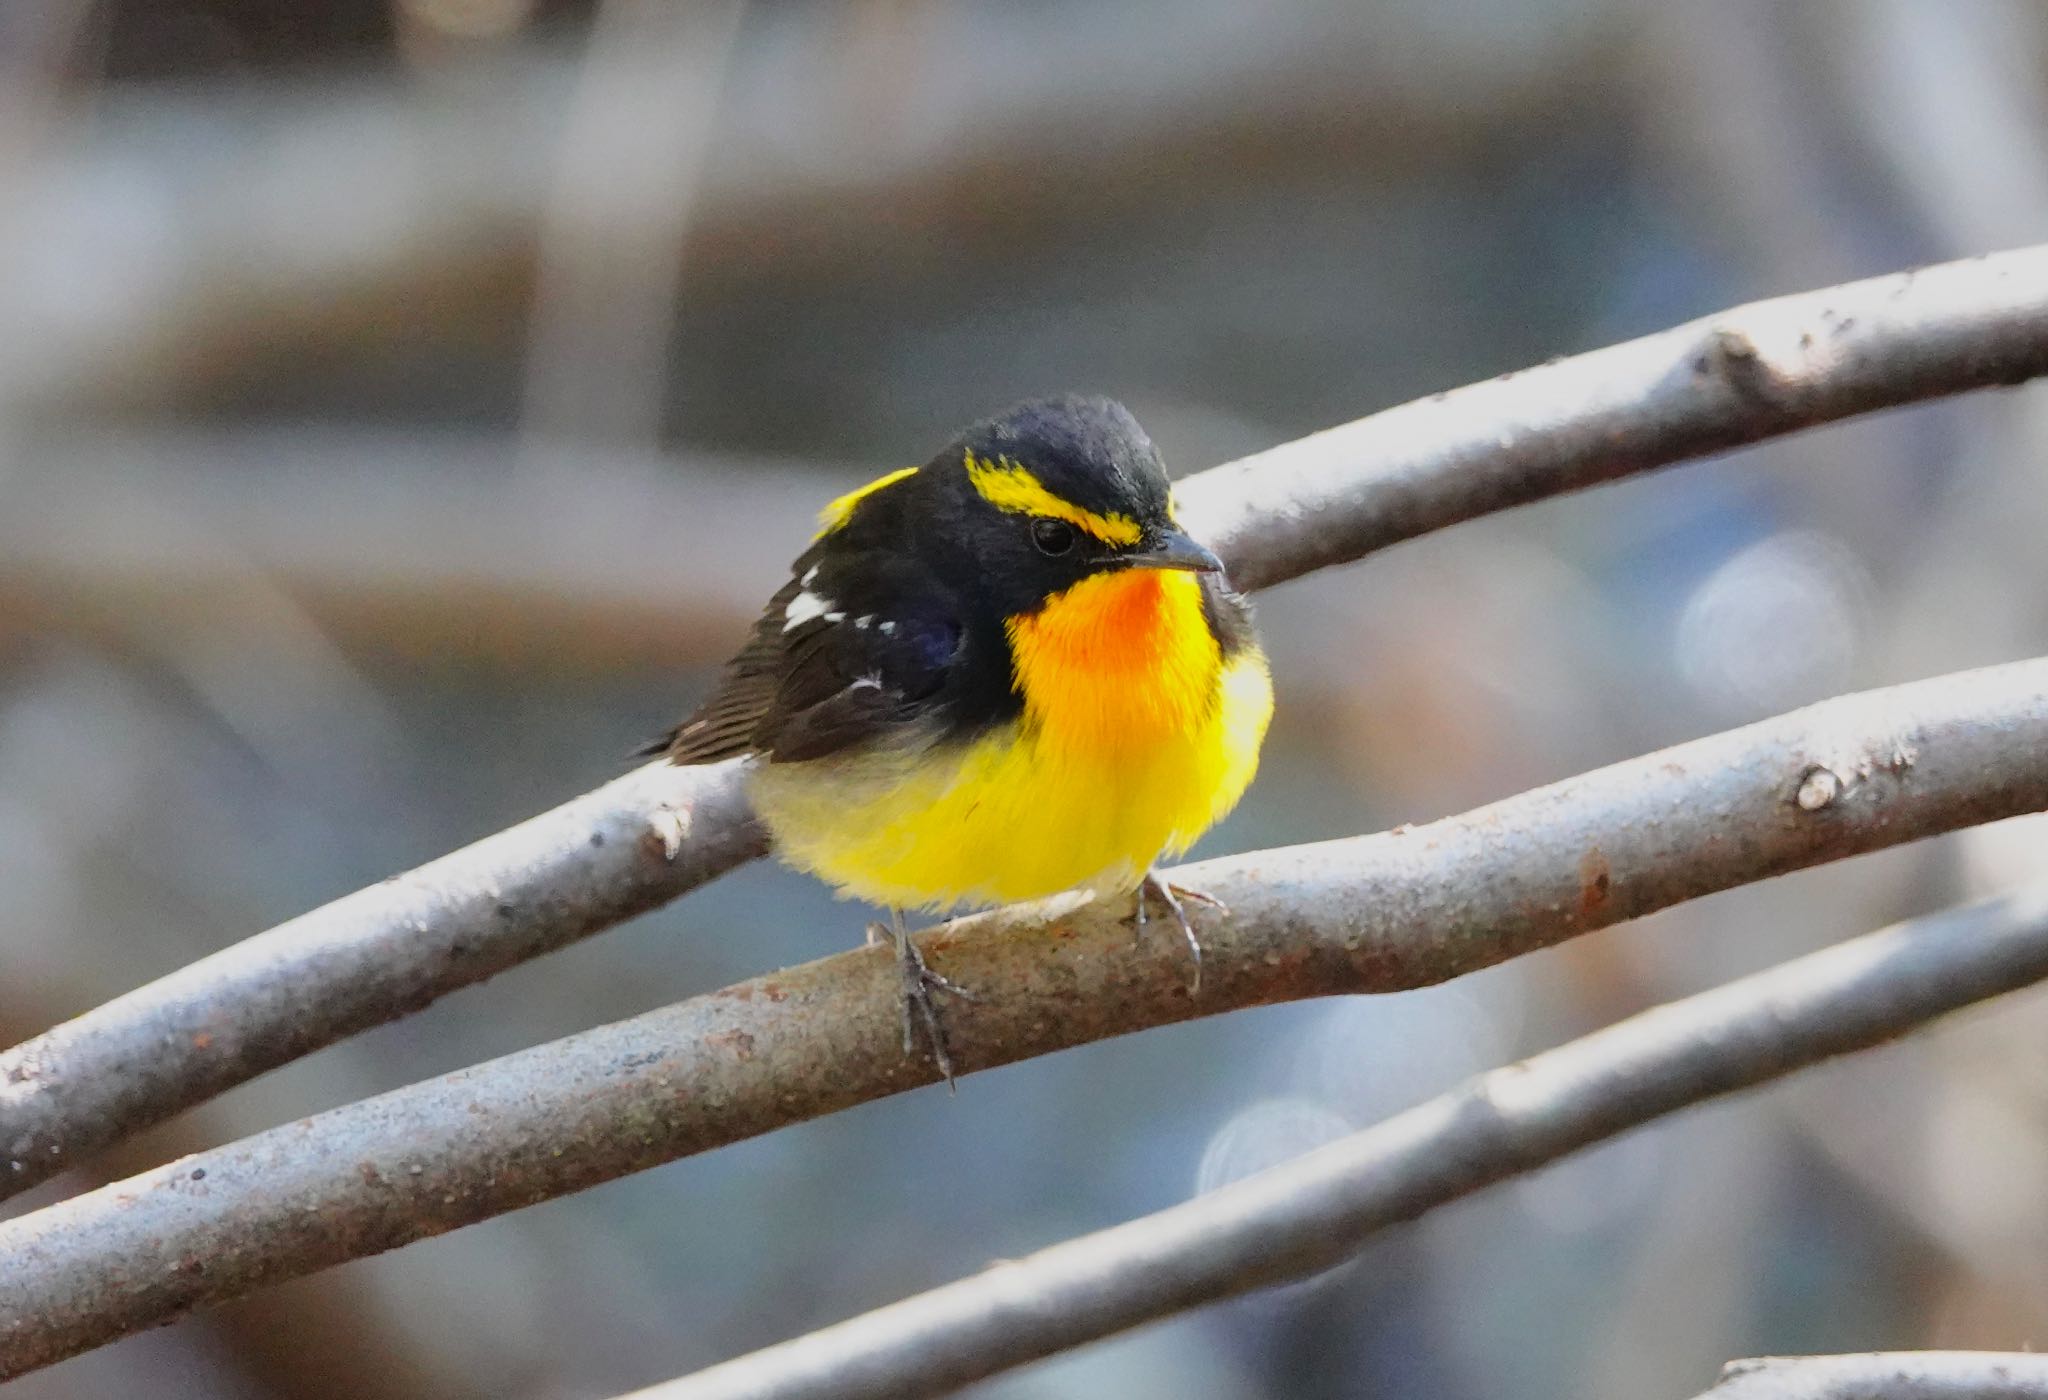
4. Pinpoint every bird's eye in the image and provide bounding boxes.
[1030,518,1078,556]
